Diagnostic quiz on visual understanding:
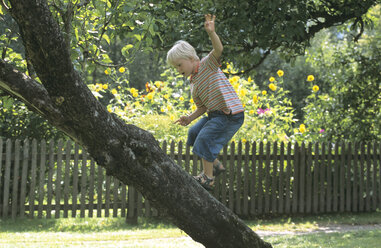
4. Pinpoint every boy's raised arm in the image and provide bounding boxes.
[204,14,223,60]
